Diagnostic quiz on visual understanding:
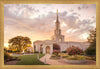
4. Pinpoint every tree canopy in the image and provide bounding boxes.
[8,36,32,52]
[85,28,96,56]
